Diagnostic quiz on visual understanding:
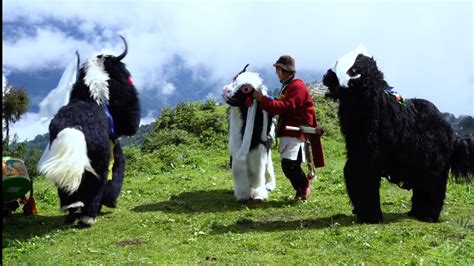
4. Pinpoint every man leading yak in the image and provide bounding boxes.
[253,55,325,200]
